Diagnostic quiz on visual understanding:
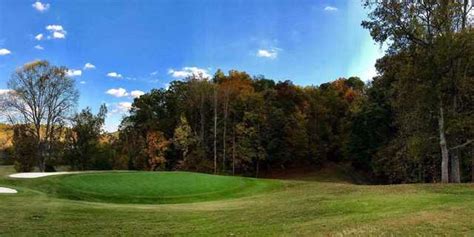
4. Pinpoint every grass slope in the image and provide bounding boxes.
[47,172,280,204]
[0,166,473,236]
